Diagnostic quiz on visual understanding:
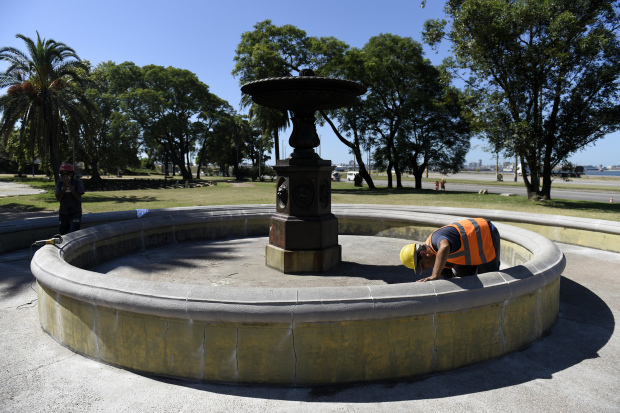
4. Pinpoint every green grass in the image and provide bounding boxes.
[368,174,620,192]
[1,179,619,222]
